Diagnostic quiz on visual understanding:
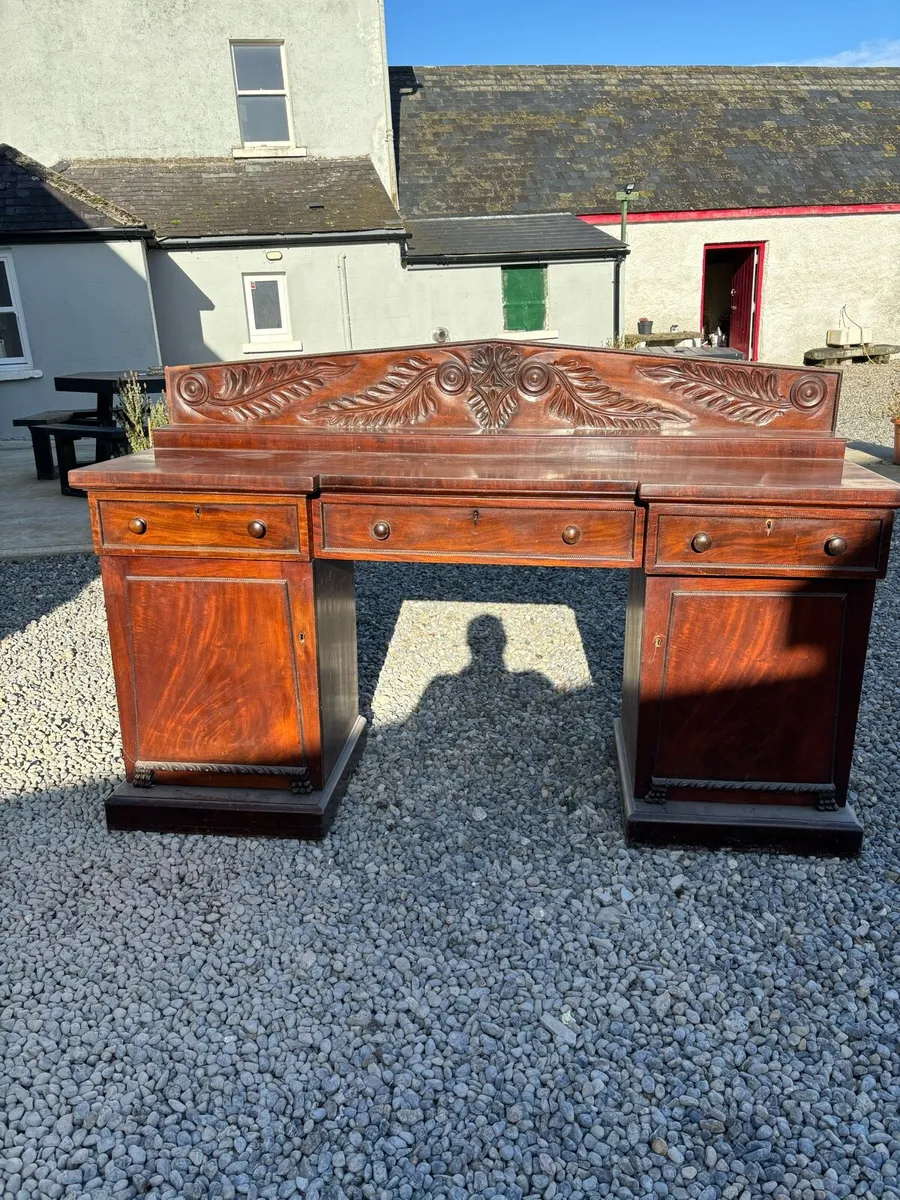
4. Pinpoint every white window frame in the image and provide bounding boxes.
[231,41,294,148]
[0,250,33,369]
[243,273,292,344]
